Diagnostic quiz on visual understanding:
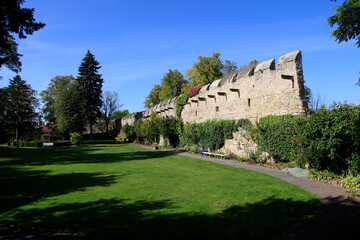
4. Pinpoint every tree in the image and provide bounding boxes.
[185,52,224,90]
[328,0,360,47]
[6,75,38,148]
[222,60,238,75]
[144,84,161,109]
[55,80,85,134]
[0,0,45,72]
[77,50,104,139]
[111,109,129,120]
[159,69,188,101]
[40,75,75,124]
[101,90,123,133]
[0,88,8,142]
[0,36,22,77]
